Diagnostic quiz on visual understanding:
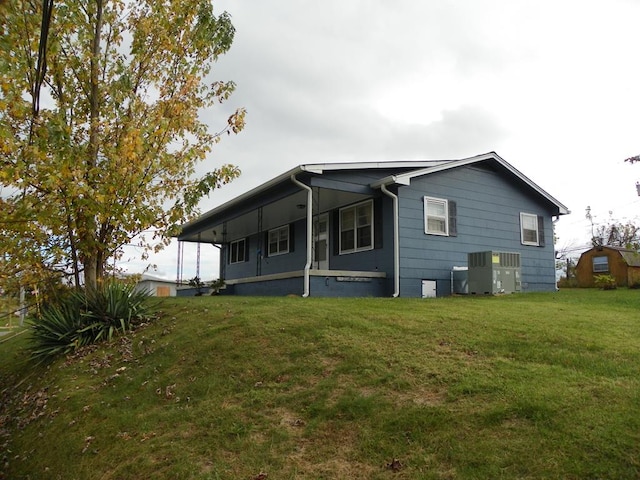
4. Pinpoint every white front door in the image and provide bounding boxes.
[313,213,329,270]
